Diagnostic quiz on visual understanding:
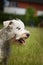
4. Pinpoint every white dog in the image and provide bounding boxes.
[3,19,30,44]
[0,19,30,65]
